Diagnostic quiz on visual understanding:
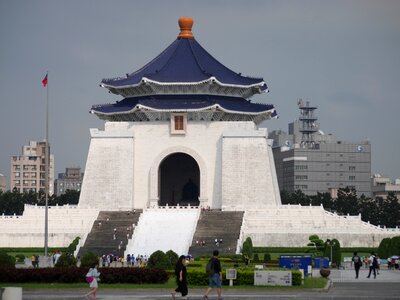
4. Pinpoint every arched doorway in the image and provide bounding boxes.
[159,152,200,206]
